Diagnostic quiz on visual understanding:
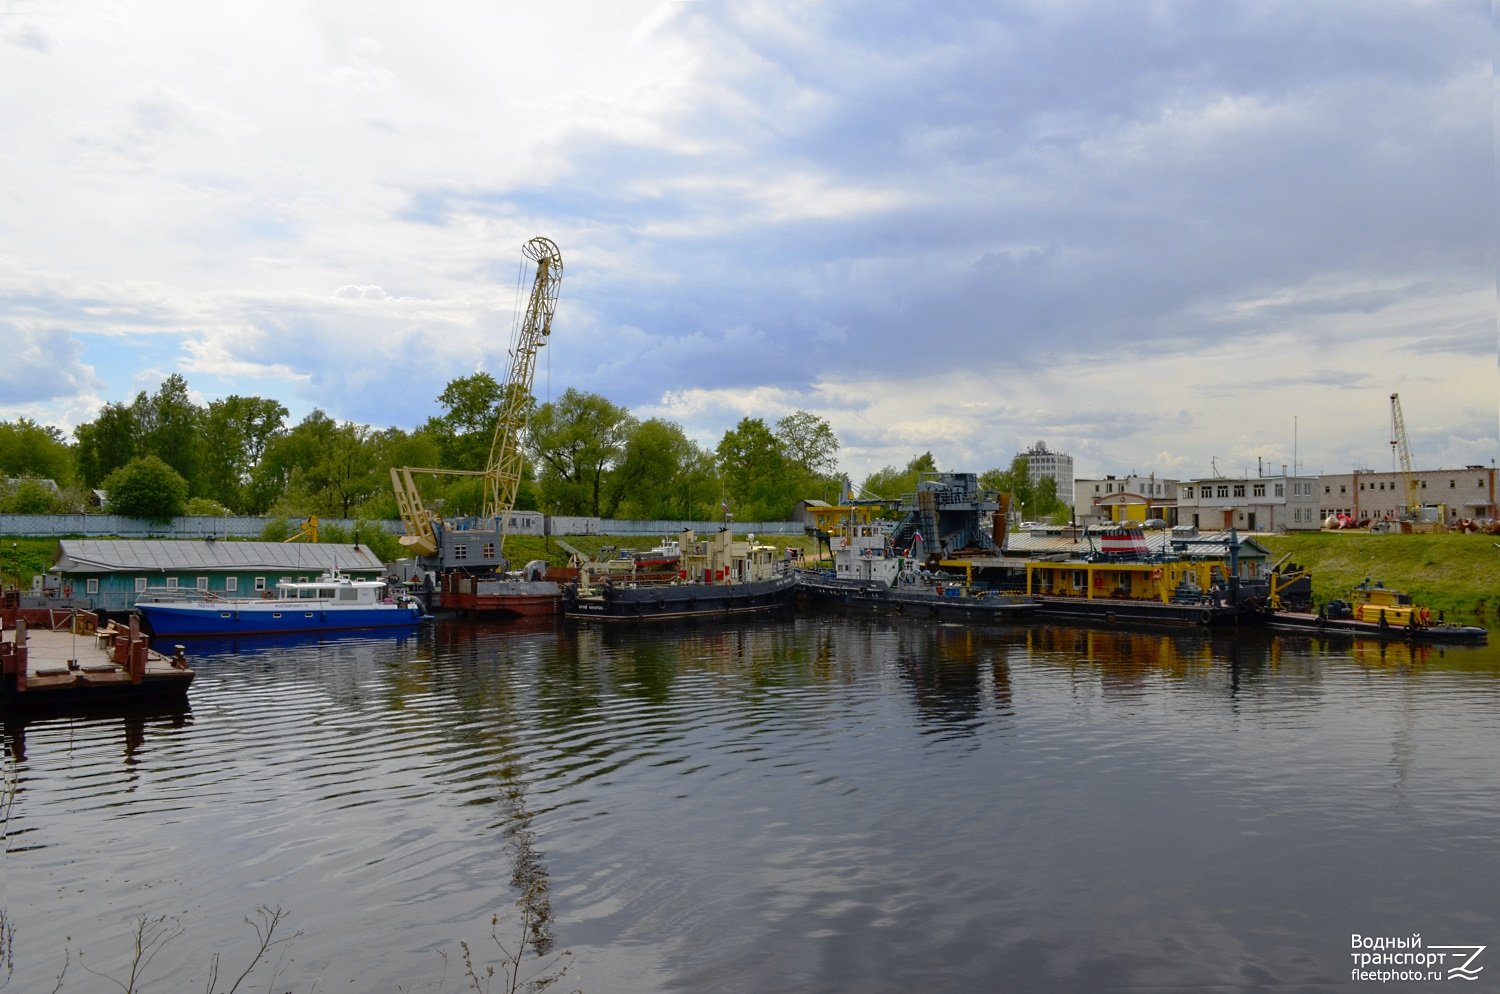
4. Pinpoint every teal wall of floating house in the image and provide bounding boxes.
[51,540,386,612]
